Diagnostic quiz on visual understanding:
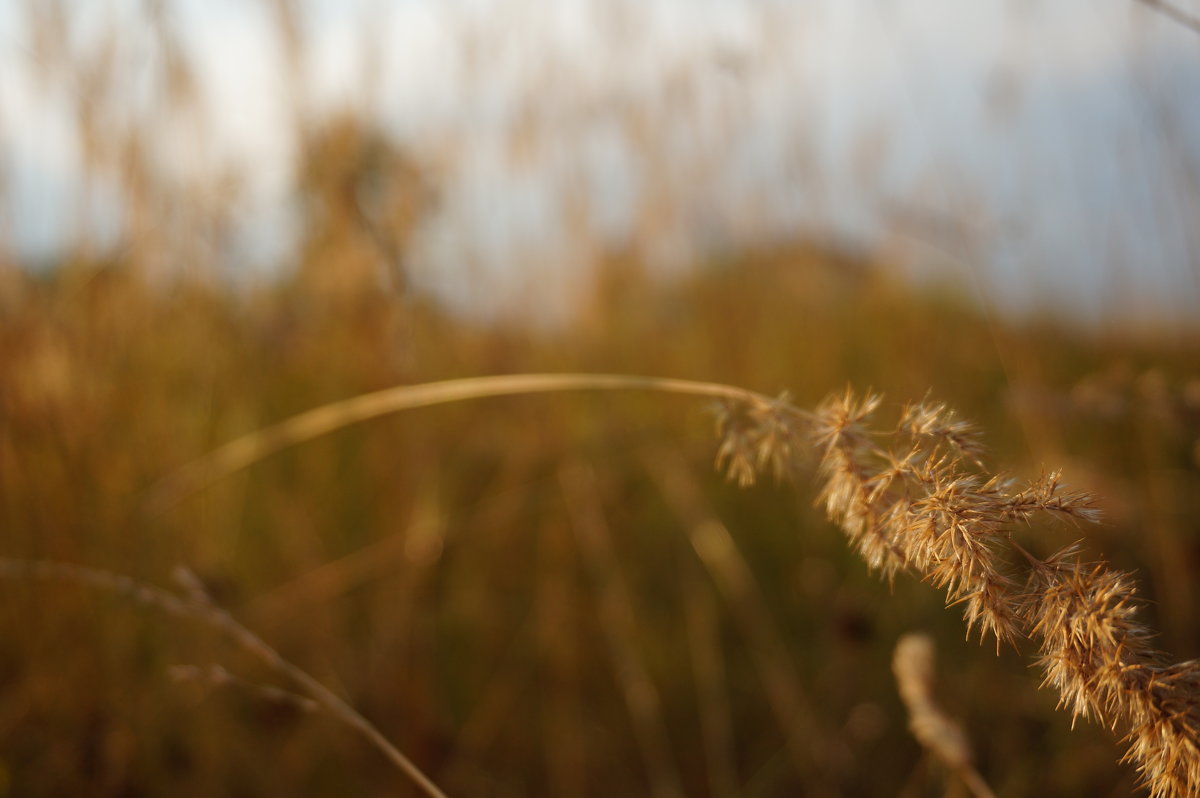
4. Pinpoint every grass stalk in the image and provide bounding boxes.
[892,633,997,798]
[558,462,686,798]
[679,555,742,798]
[640,445,842,796]
[149,373,798,510]
[0,558,450,798]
